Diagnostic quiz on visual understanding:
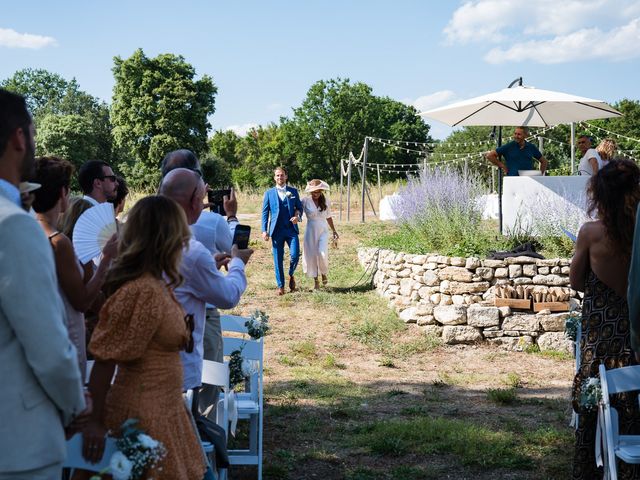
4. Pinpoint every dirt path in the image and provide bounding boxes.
[226,216,575,479]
